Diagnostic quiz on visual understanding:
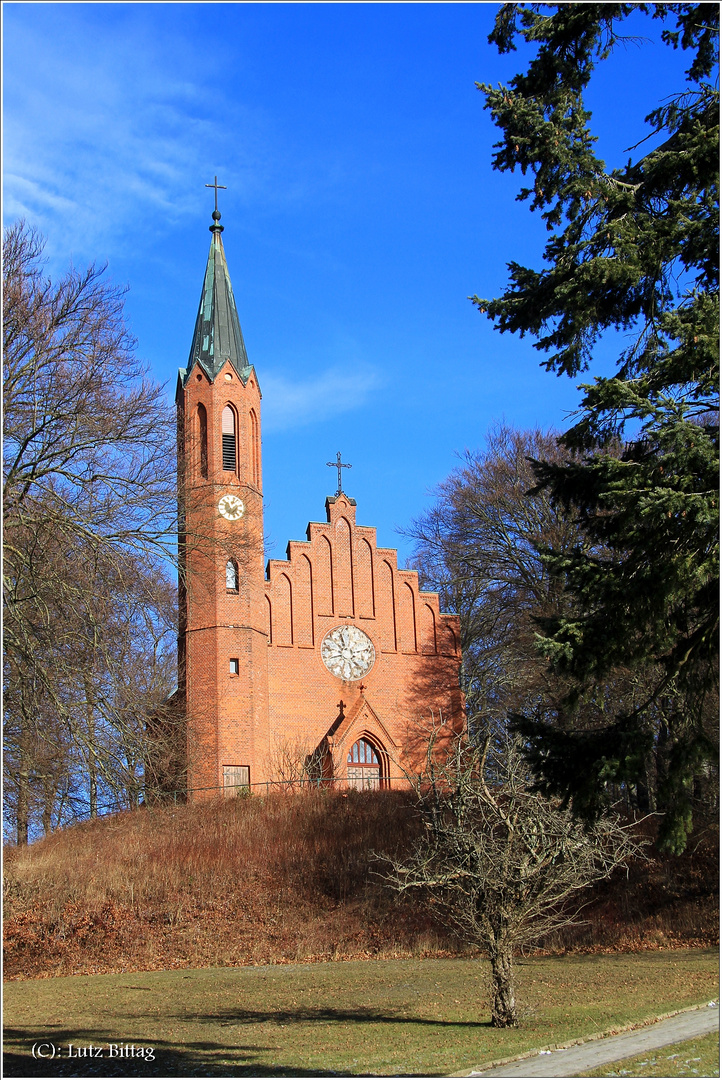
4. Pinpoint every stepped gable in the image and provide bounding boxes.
[263,491,462,785]
[264,492,459,657]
